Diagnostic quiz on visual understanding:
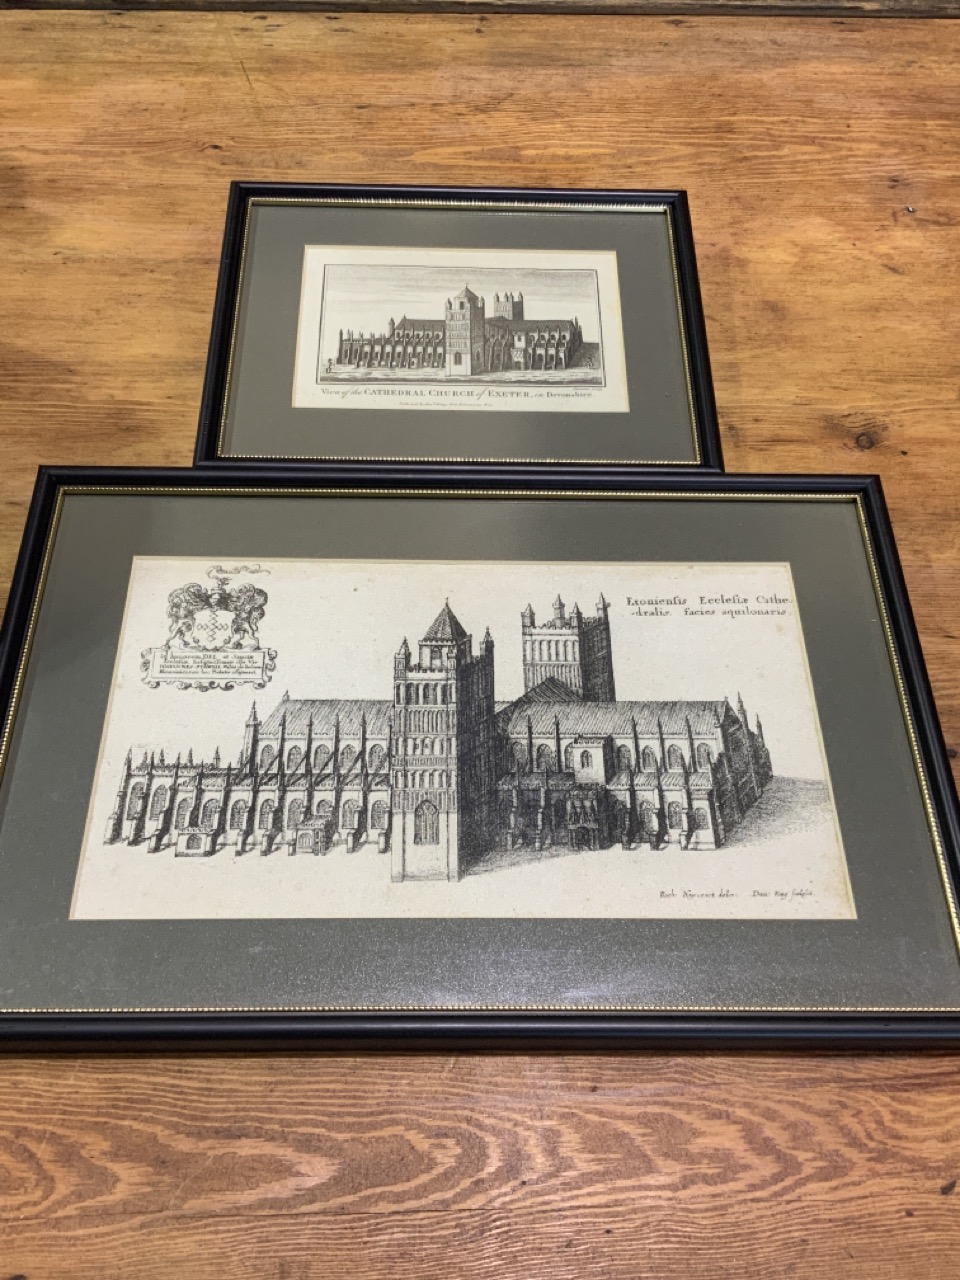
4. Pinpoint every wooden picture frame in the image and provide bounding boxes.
[194,183,723,470]
[1,466,958,1047]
